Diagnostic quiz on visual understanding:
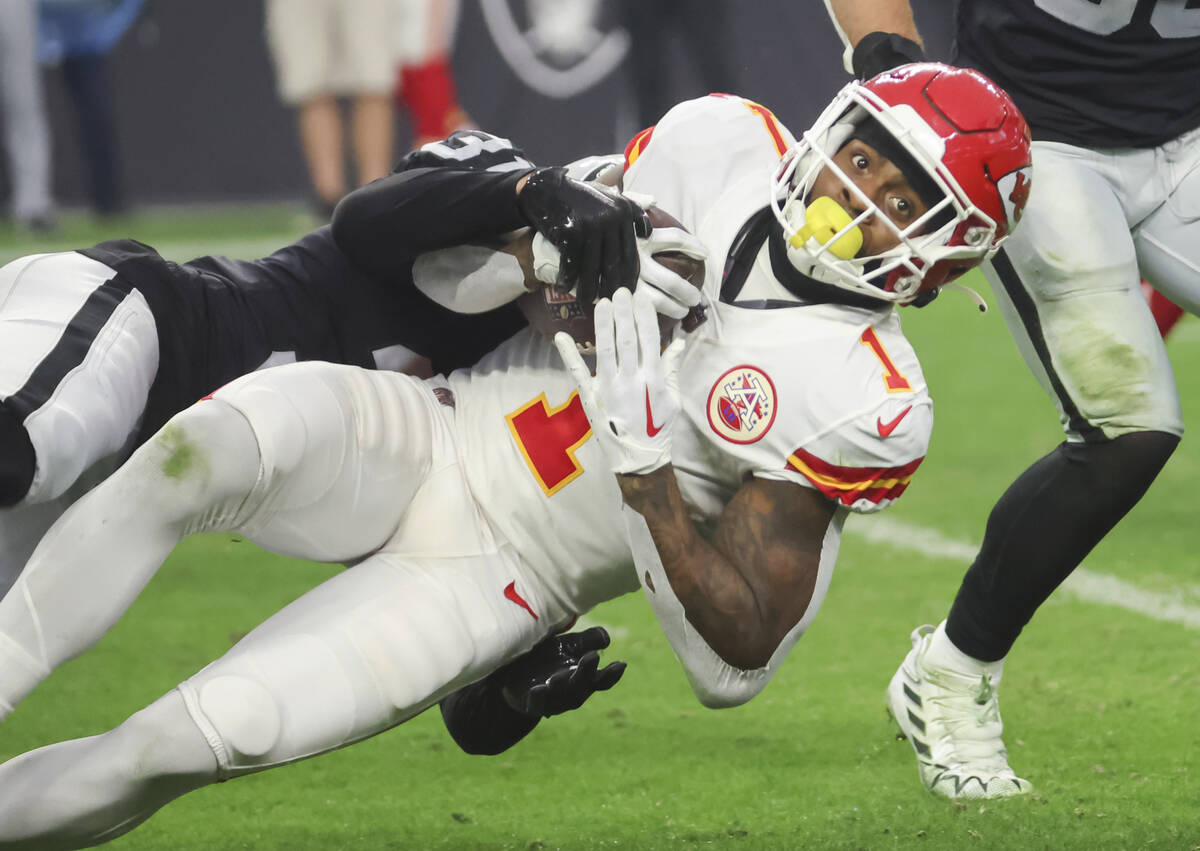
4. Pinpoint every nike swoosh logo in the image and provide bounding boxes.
[645,387,664,438]
[877,405,913,438]
[504,581,538,620]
